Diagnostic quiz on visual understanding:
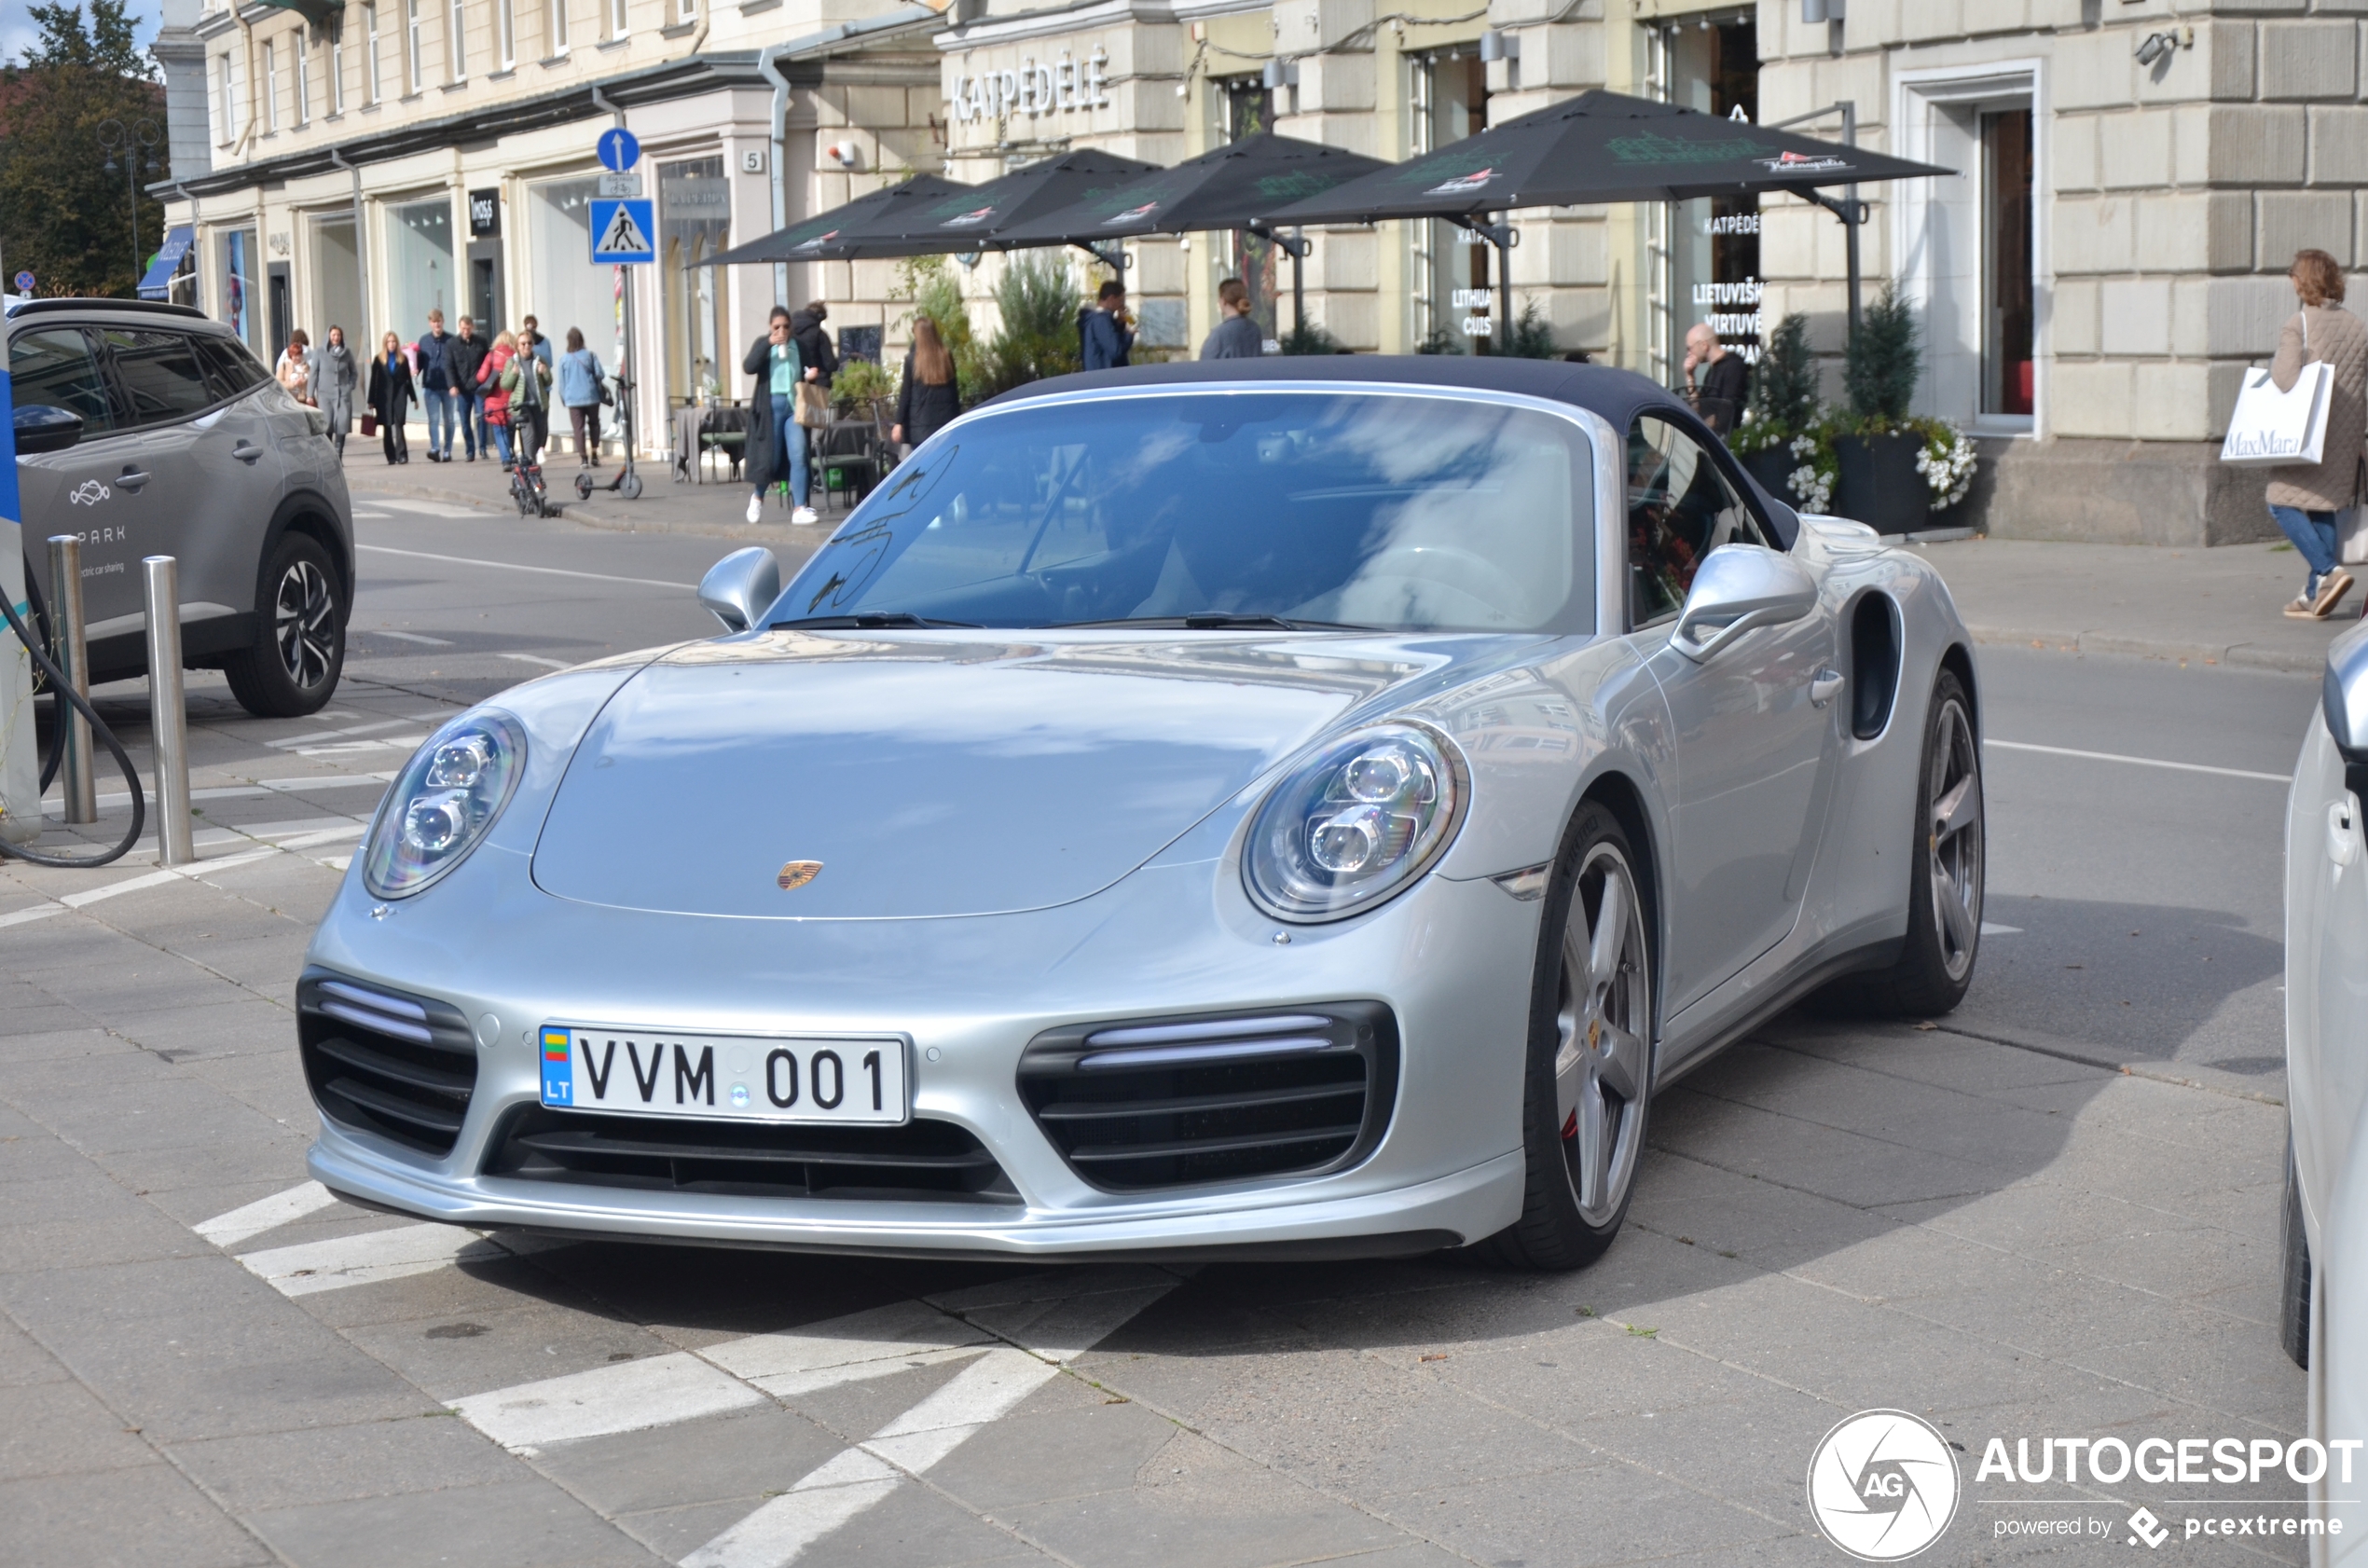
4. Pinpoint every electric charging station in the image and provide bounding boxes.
[0,362,39,847]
